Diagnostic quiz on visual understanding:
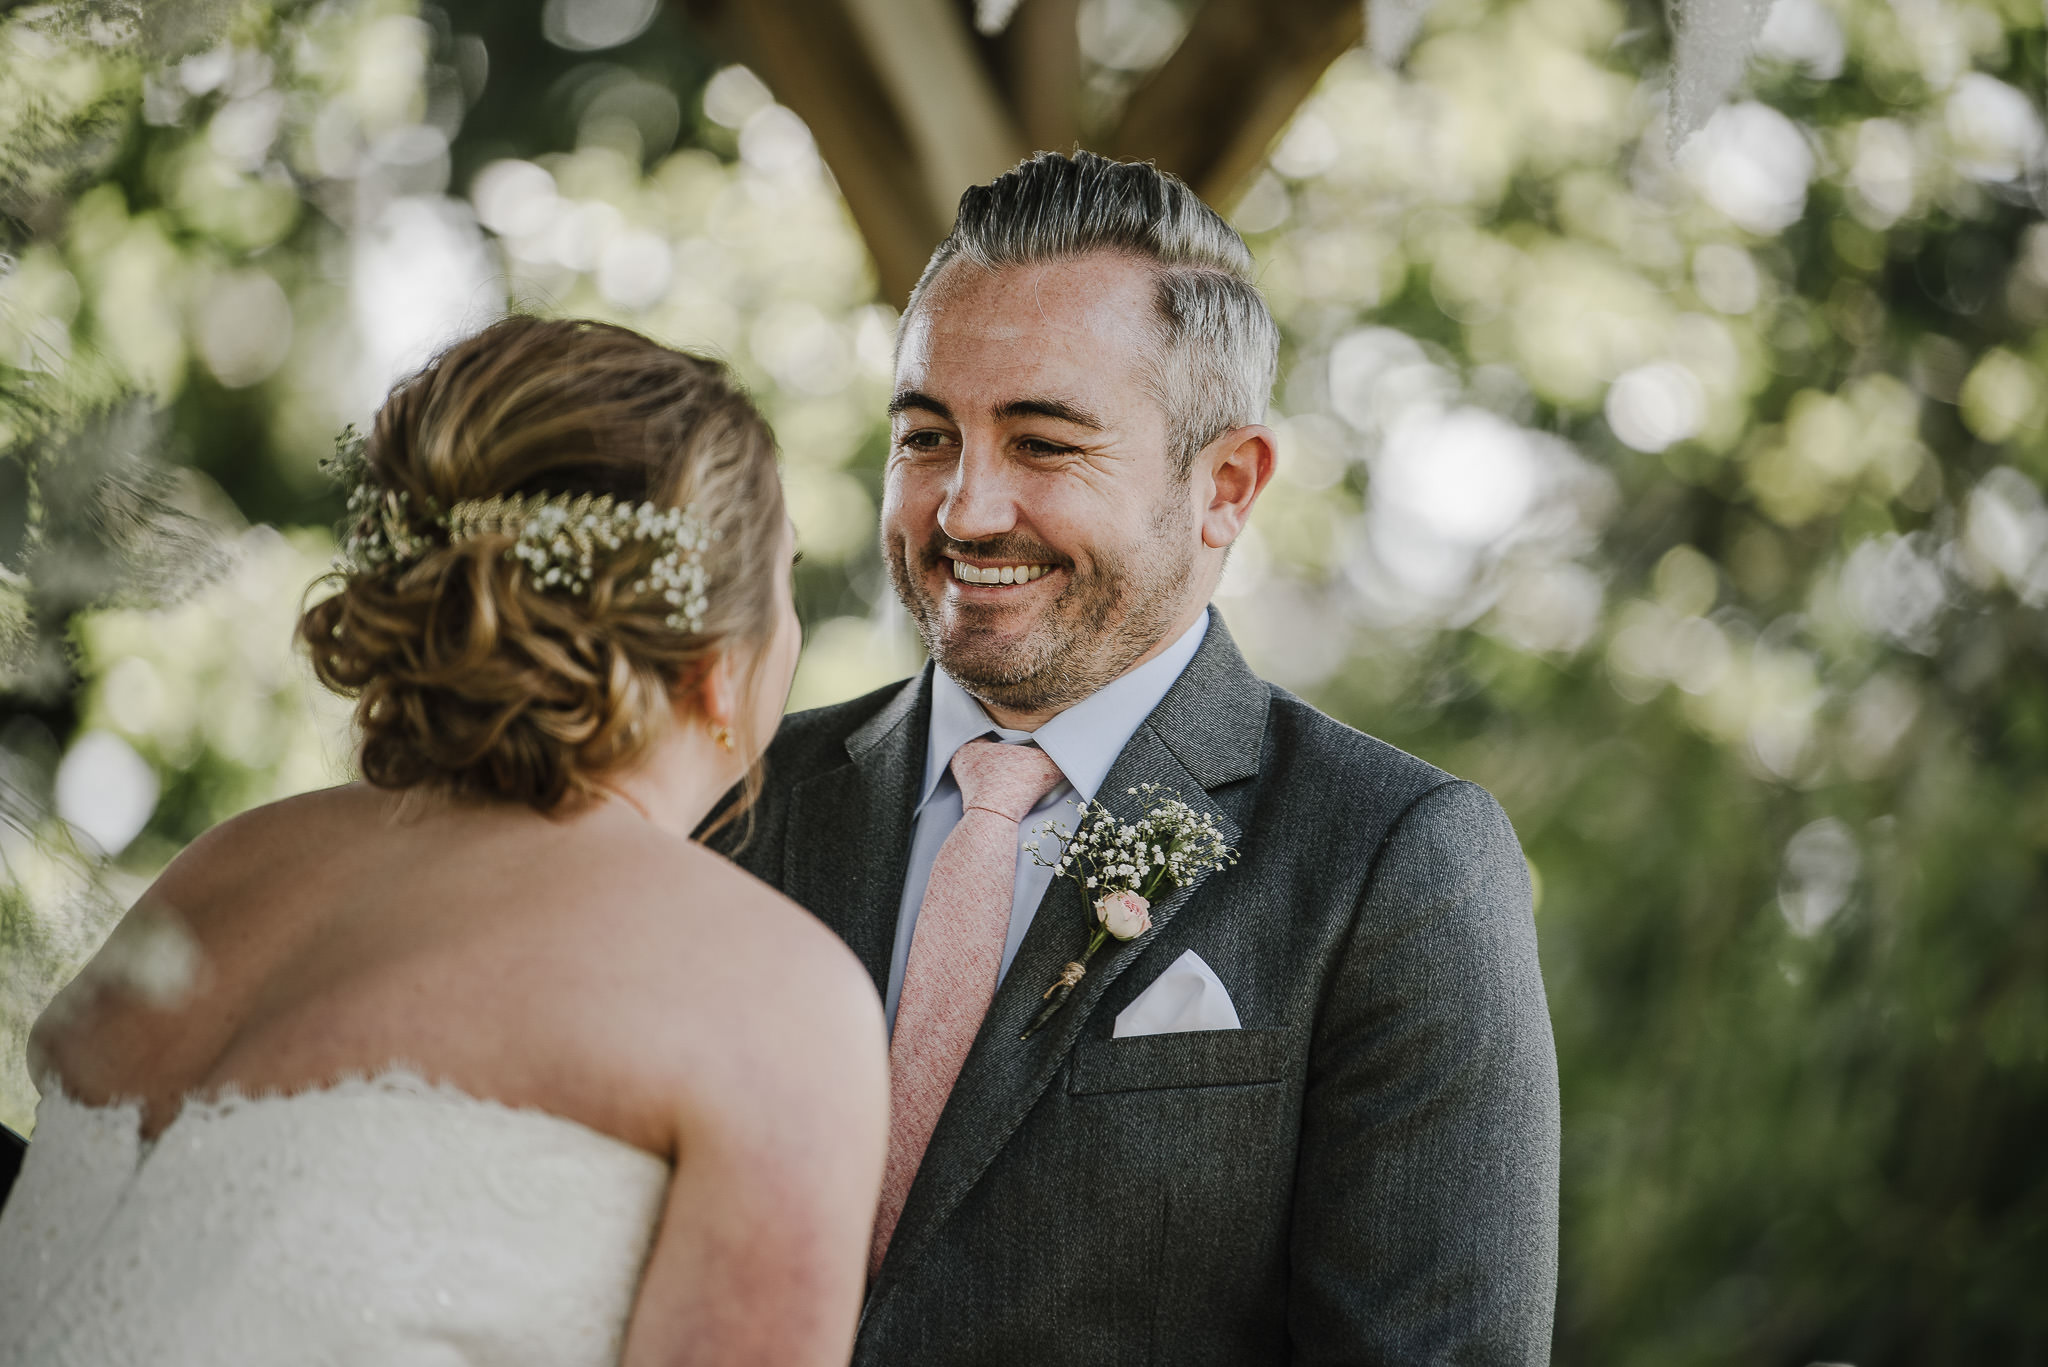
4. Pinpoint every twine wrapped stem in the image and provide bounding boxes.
[1020,929,1111,1041]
